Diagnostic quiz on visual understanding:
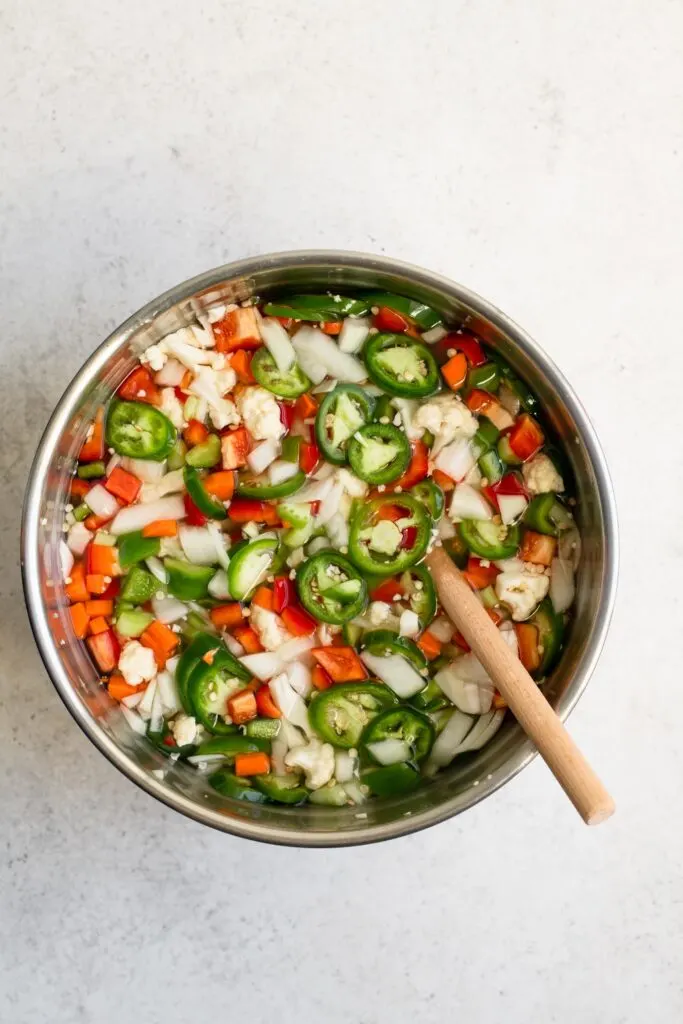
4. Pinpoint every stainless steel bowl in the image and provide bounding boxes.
[21,251,618,847]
